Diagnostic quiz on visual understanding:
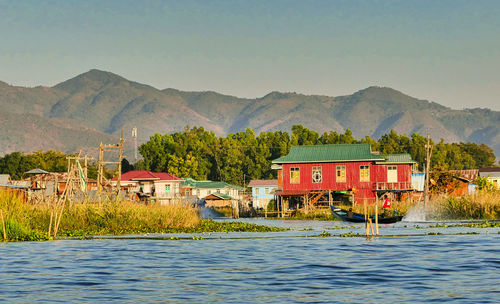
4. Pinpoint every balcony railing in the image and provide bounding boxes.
[373,182,413,191]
